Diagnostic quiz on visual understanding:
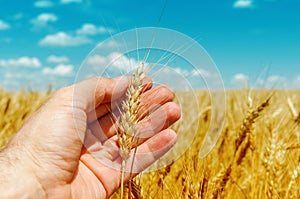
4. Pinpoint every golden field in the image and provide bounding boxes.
[1,88,300,198]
